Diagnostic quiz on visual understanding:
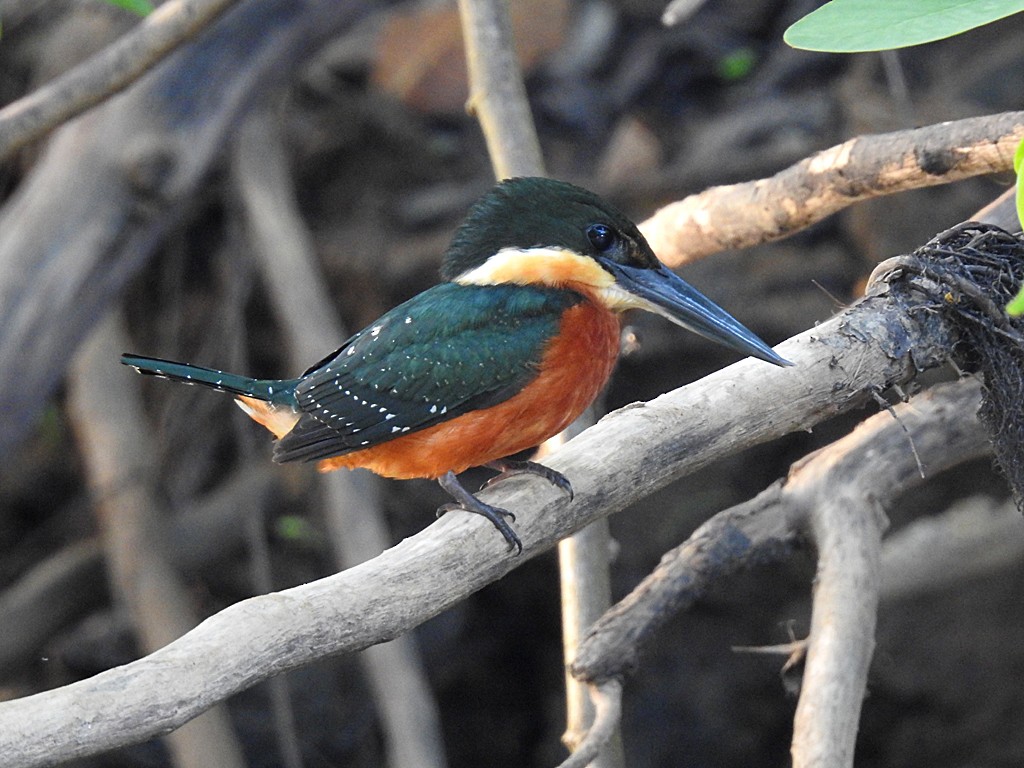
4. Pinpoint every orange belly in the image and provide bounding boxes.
[315,299,621,479]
